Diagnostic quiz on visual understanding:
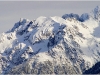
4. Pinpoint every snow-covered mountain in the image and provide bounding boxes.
[0,6,100,74]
